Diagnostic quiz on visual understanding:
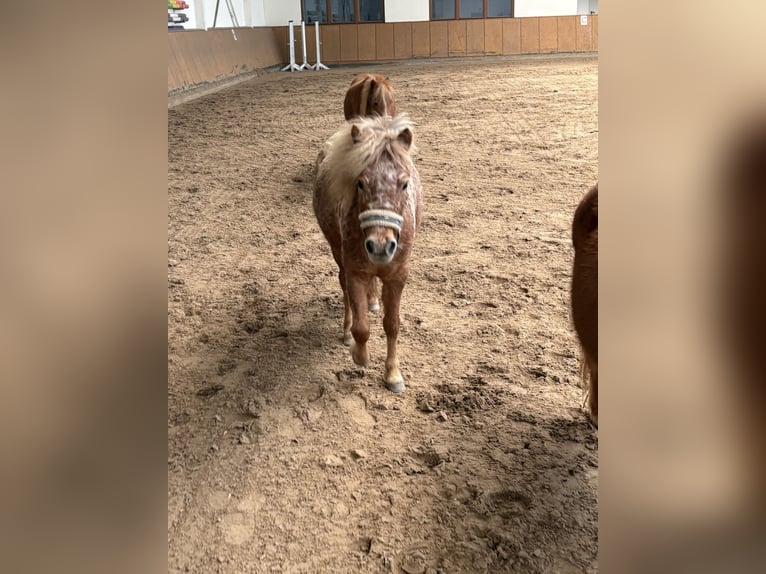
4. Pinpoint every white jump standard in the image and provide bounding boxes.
[281,20,301,72]
[313,21,329,71]
[299,21,311,70]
